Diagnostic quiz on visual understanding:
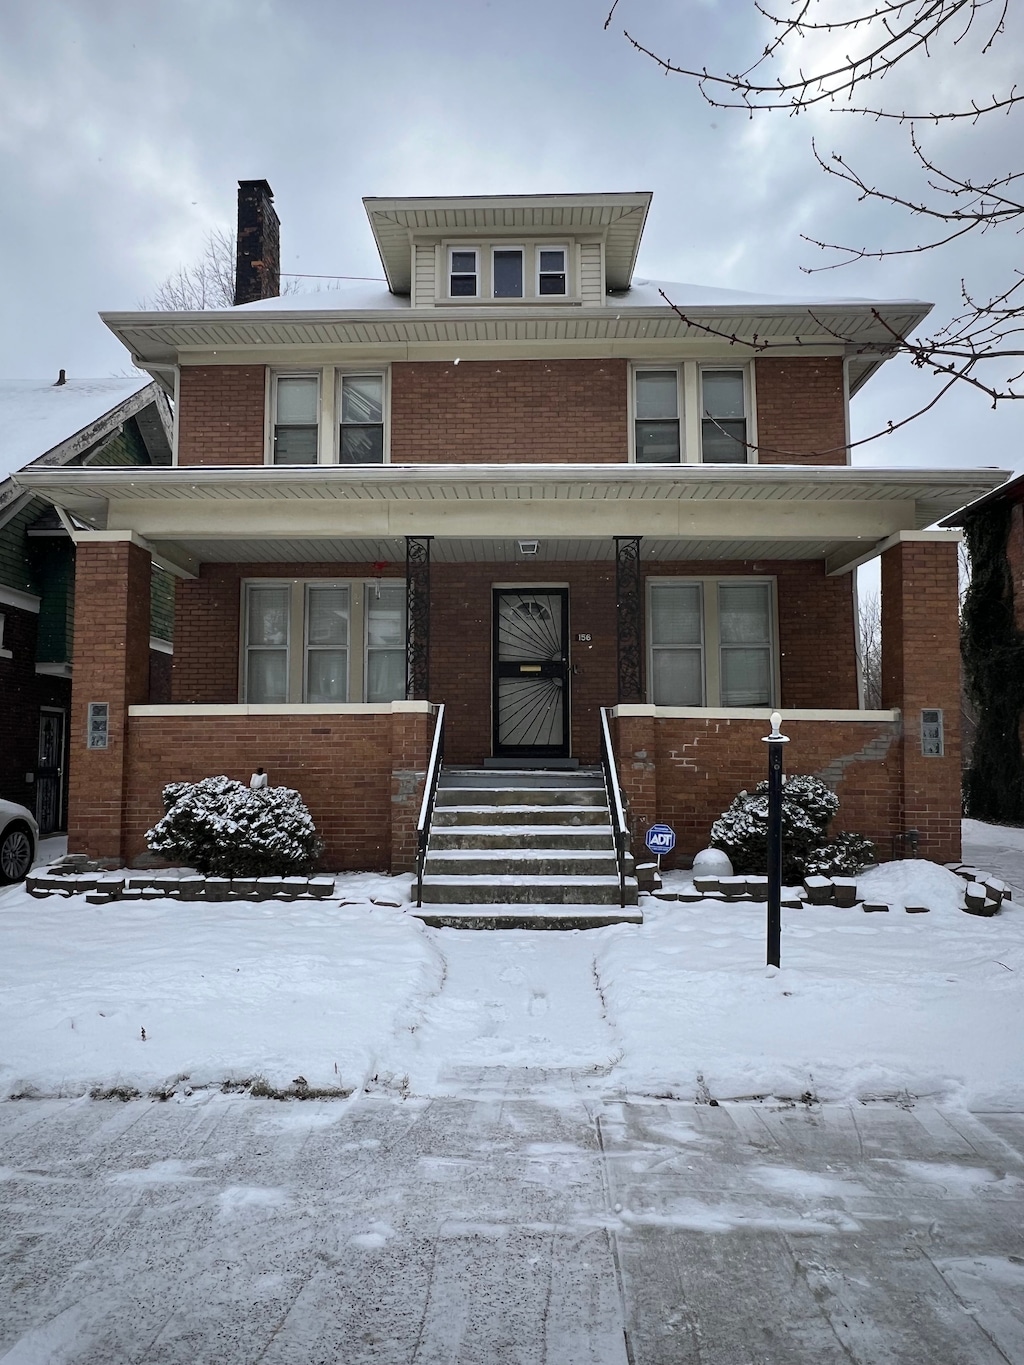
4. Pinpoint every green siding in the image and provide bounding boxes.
[0,496,49,595]
[151,564,175,643]
[31,539,74,663]
[80,417,152,468]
